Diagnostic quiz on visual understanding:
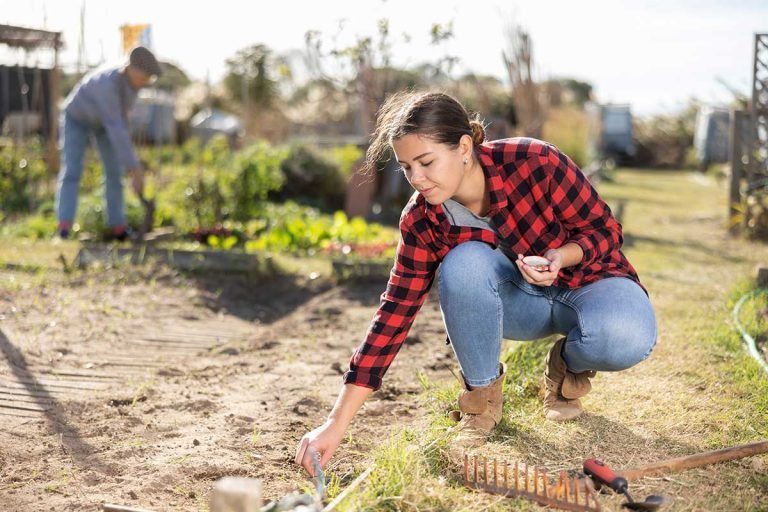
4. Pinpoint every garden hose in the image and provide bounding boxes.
[732,288,768,375]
